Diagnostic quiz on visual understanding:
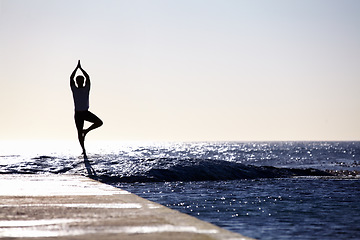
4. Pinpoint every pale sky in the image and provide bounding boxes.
[0,0,359,141]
